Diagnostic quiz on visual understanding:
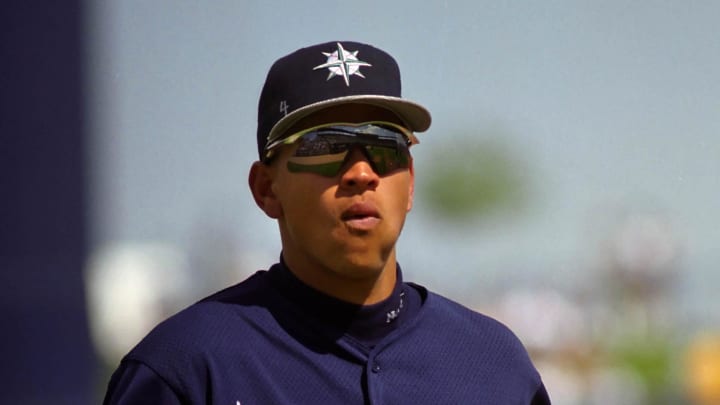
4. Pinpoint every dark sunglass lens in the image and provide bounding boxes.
[287,124,411,176]
[365,145,410,175]
[295,133,356,157]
